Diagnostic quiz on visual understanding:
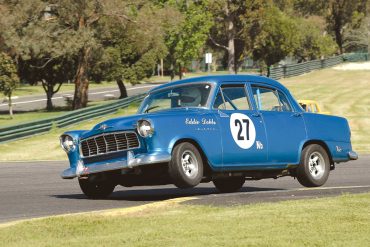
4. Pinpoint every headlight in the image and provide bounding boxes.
[60,134,76,153]
[137,119,154,138]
